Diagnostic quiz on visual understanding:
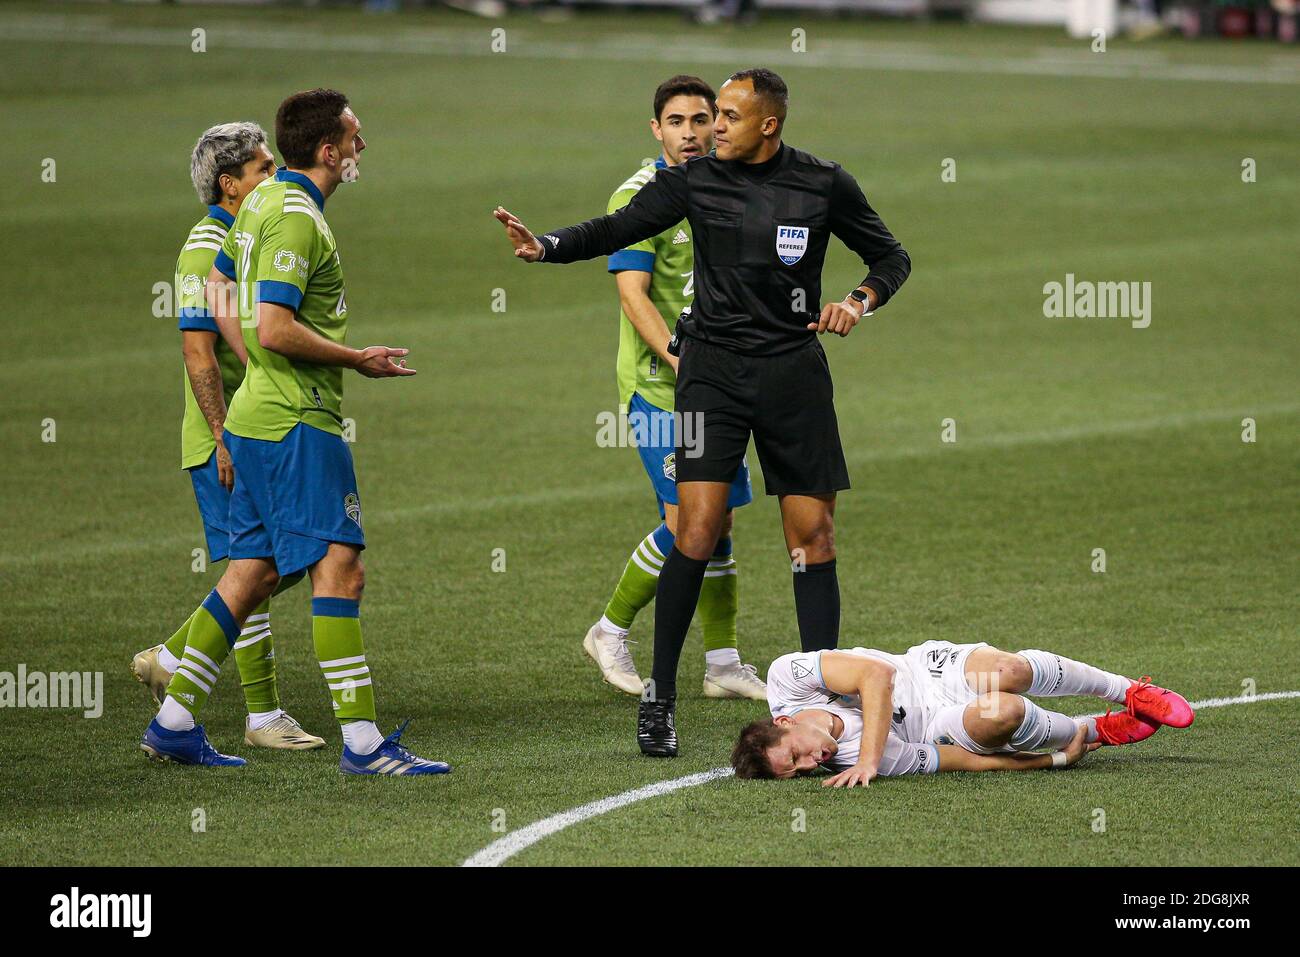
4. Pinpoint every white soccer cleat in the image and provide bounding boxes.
[244,712,326,750]
[703,661,768,700]
[130,644,173,708]
[582,623,644,696]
